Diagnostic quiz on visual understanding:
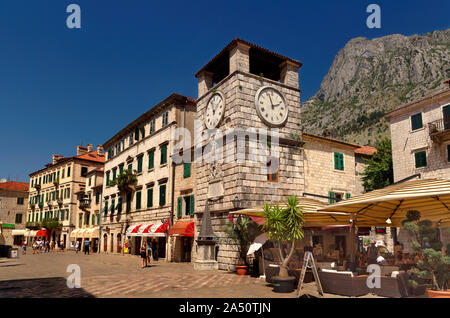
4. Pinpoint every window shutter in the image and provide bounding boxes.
[137,156,143,173]
[118,197,123,213]
[339,154,344,170]
[106,172,110,186]
[104,201,108,215]
[190,195,195,217]
[136,192,141,210]
[334,153,339,170]
[126,193,131,212]
[148,151,154,169]
[111,199,115,214]
[147,188,153,208]
[161,145,167,165]
[177,197,182,218]
[184,162,191,178]
[160,185,166,206]
[328,191,335,204]
[345,193,351,200]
